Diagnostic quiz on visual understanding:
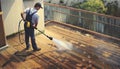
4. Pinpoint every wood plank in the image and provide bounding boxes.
[1,22,120,69]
